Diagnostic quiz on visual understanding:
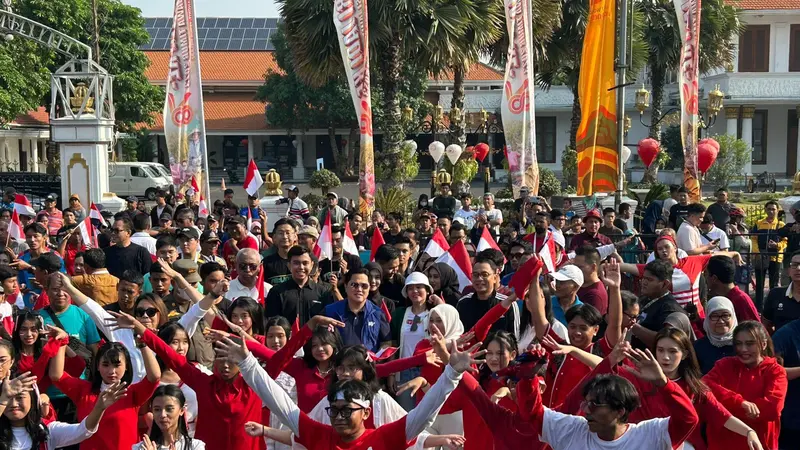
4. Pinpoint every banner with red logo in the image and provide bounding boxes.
[501,0,539,197]
[334,0,374,214]
[575,0,618,195]
[164,0,210,201]
[674,0,702,201]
